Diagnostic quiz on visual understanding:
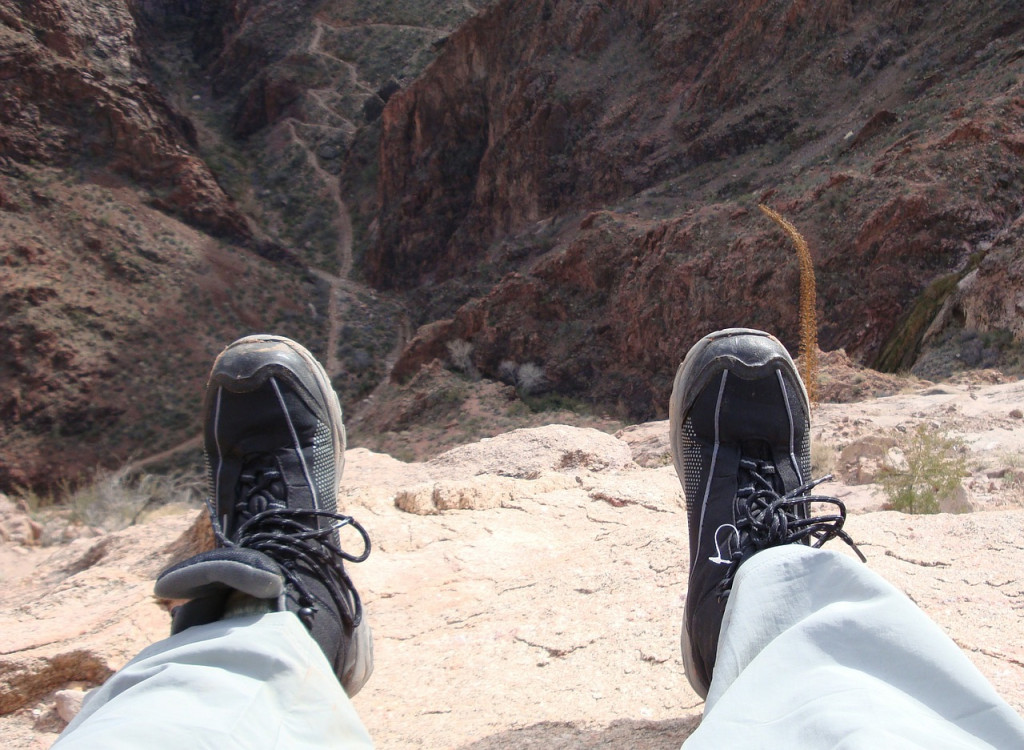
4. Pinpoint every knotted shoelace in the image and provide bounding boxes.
[713,457,865,600]
[209,458,371,629]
